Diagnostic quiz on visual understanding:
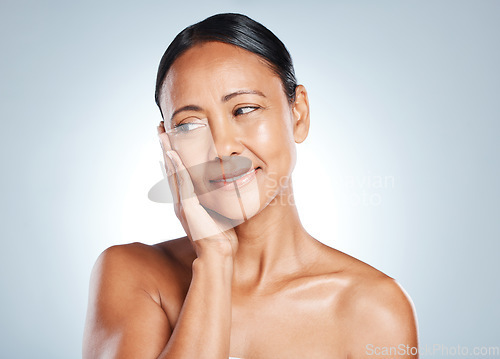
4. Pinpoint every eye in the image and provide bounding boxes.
[234,106,260,116]
[173,122,206,133]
